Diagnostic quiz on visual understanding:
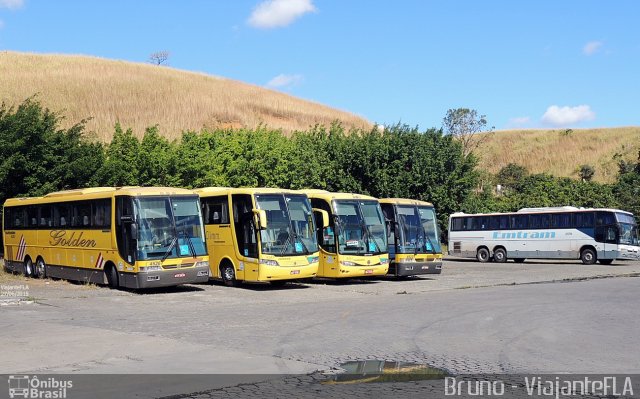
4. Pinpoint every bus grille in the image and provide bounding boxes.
[452,241,461,253]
